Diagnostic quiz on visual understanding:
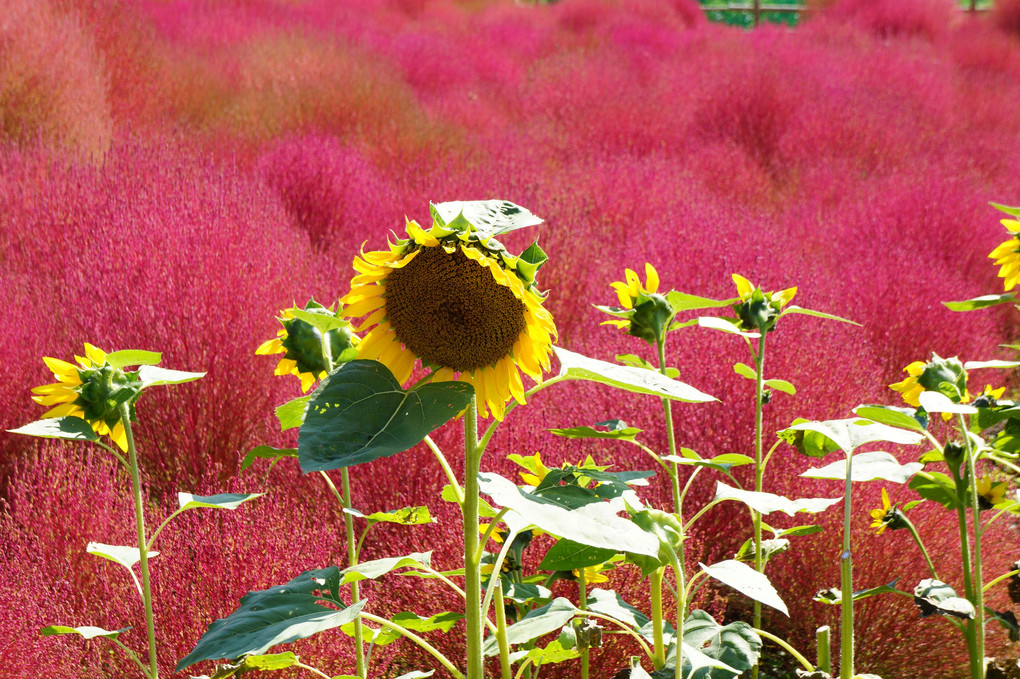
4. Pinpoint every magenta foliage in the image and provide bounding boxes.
[3,0,1020,676]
